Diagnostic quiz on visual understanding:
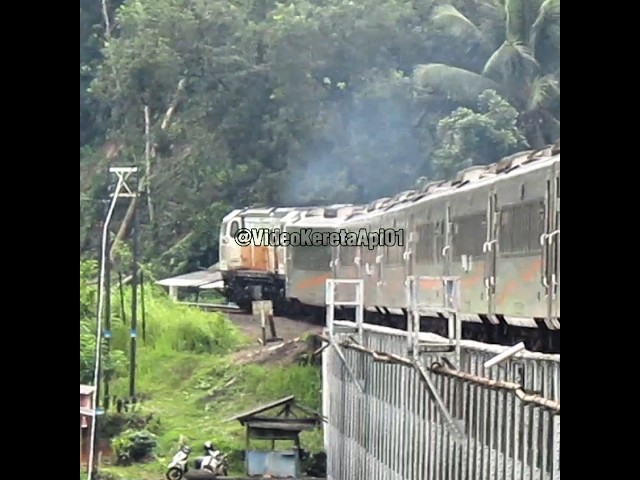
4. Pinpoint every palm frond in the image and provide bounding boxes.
[413,63,501,106]
[542,115,560,144]
[431,4,484,46]
[483,41,539,84]
[528,74,560,111]
[505,0,527,42]
[530,0,560,55]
